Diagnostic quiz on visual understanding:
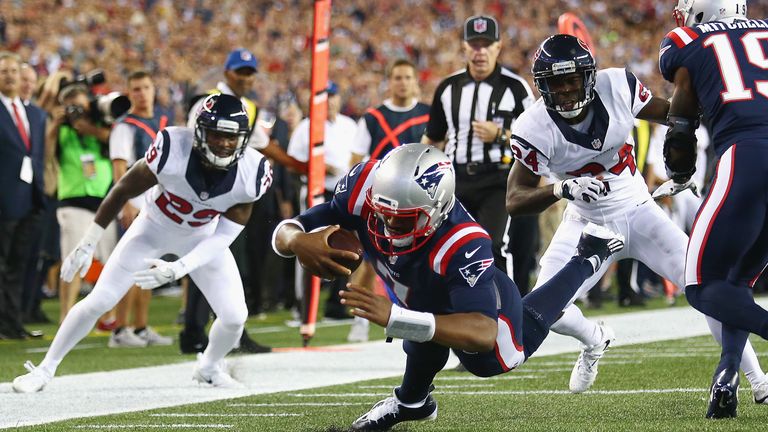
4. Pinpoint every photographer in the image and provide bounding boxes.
[48,84,116,322]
